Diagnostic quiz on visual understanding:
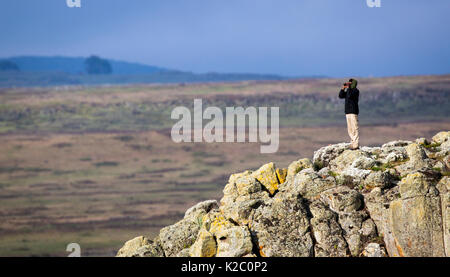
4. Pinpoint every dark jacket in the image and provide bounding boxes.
[339,87,359,114]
